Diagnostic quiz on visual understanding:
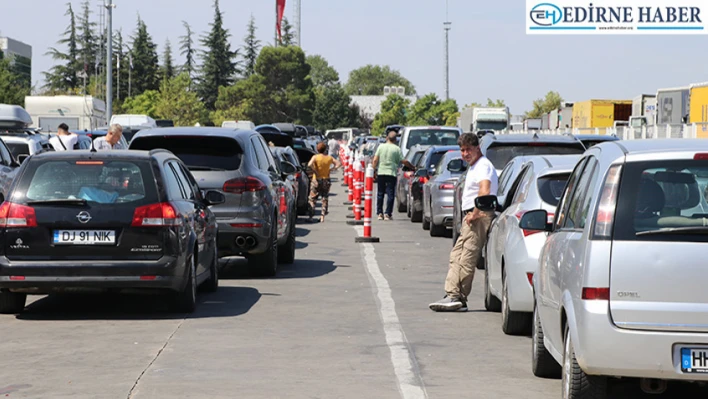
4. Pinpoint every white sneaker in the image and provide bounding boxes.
[429,296,463,312]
